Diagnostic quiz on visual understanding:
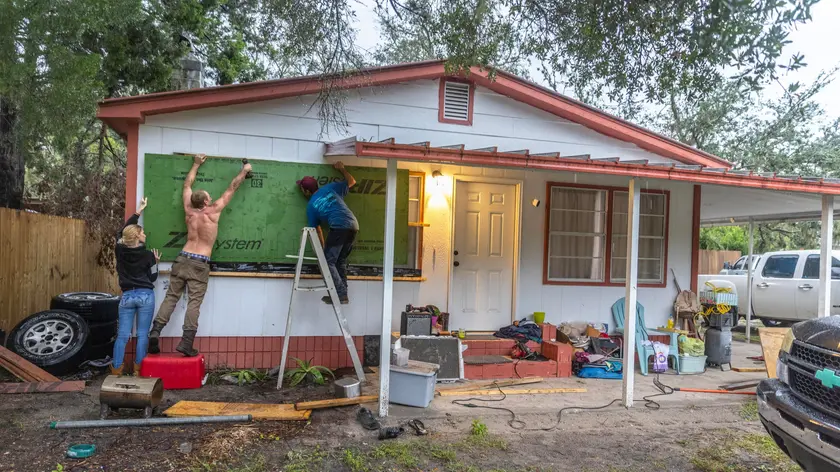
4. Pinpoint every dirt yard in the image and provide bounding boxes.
[0,368,798,472]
